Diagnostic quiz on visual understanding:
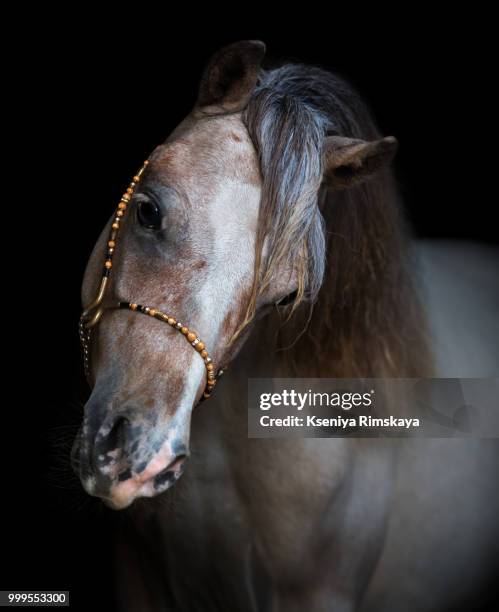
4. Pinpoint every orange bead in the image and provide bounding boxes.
[206,363,214,371]
[149,309,156,317]
[118,202,126,210]
[167,317,176,325]
[105,261,112,269]
[181,327,188,335]
[130,303,137,311]
[200,349,208,358]
[133,175,140,182]
[117,210,124,217]
[108,240,115,248]
[112,223,119,230]
[126,187,133,194]
[187,332,197,342]
[196,342,205,351]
